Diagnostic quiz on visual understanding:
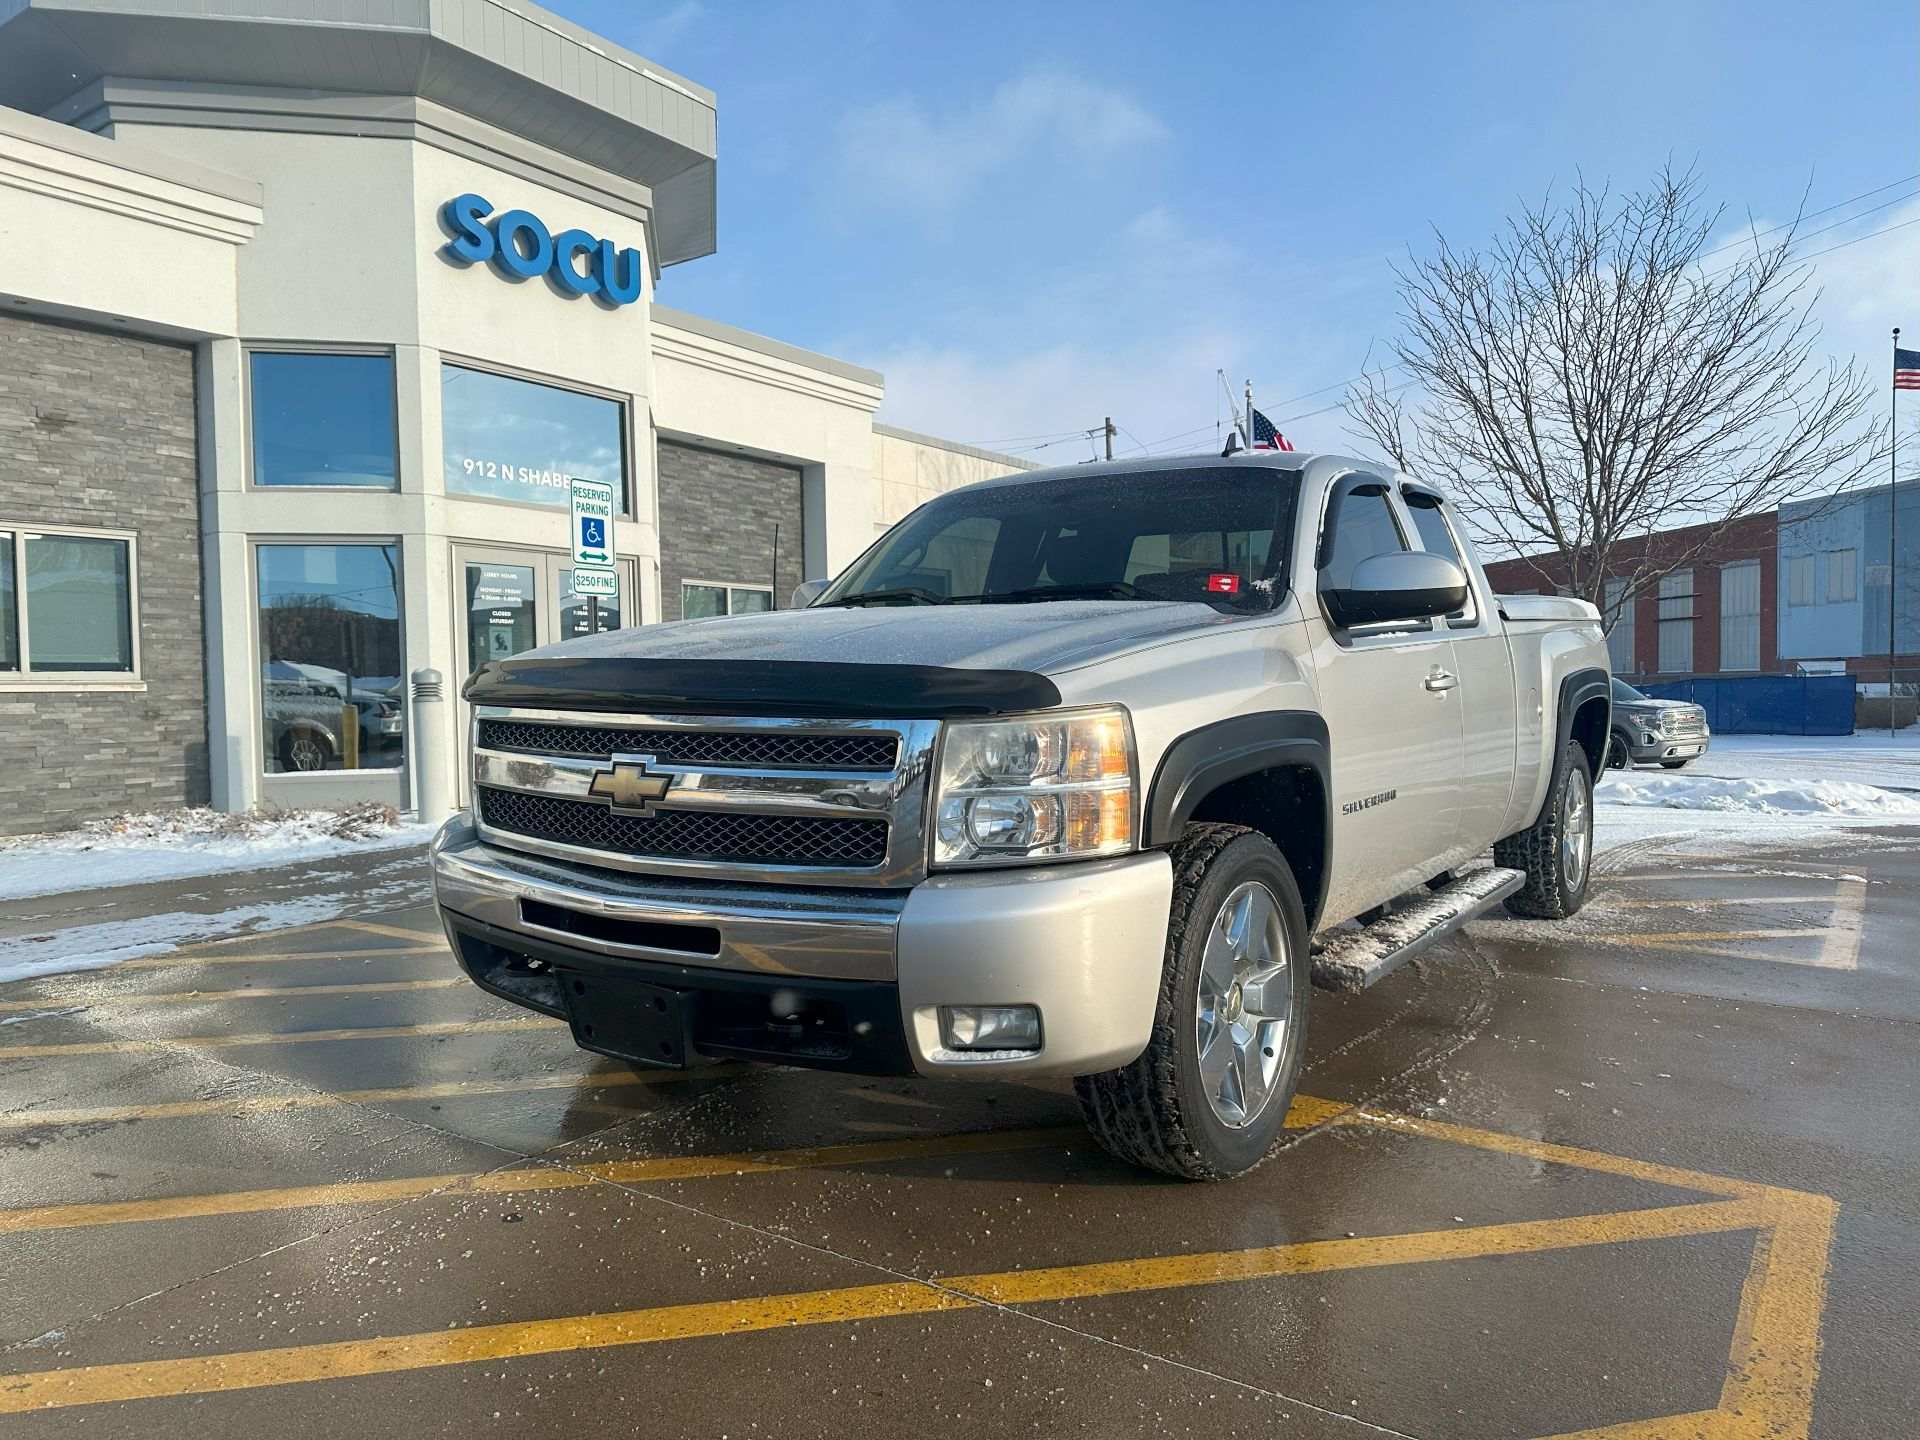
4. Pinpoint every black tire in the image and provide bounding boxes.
[1660,759,1690,769]
[1605,731,1632,769]
[1495,741,1595,919]
[1074,824,1312,1180]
